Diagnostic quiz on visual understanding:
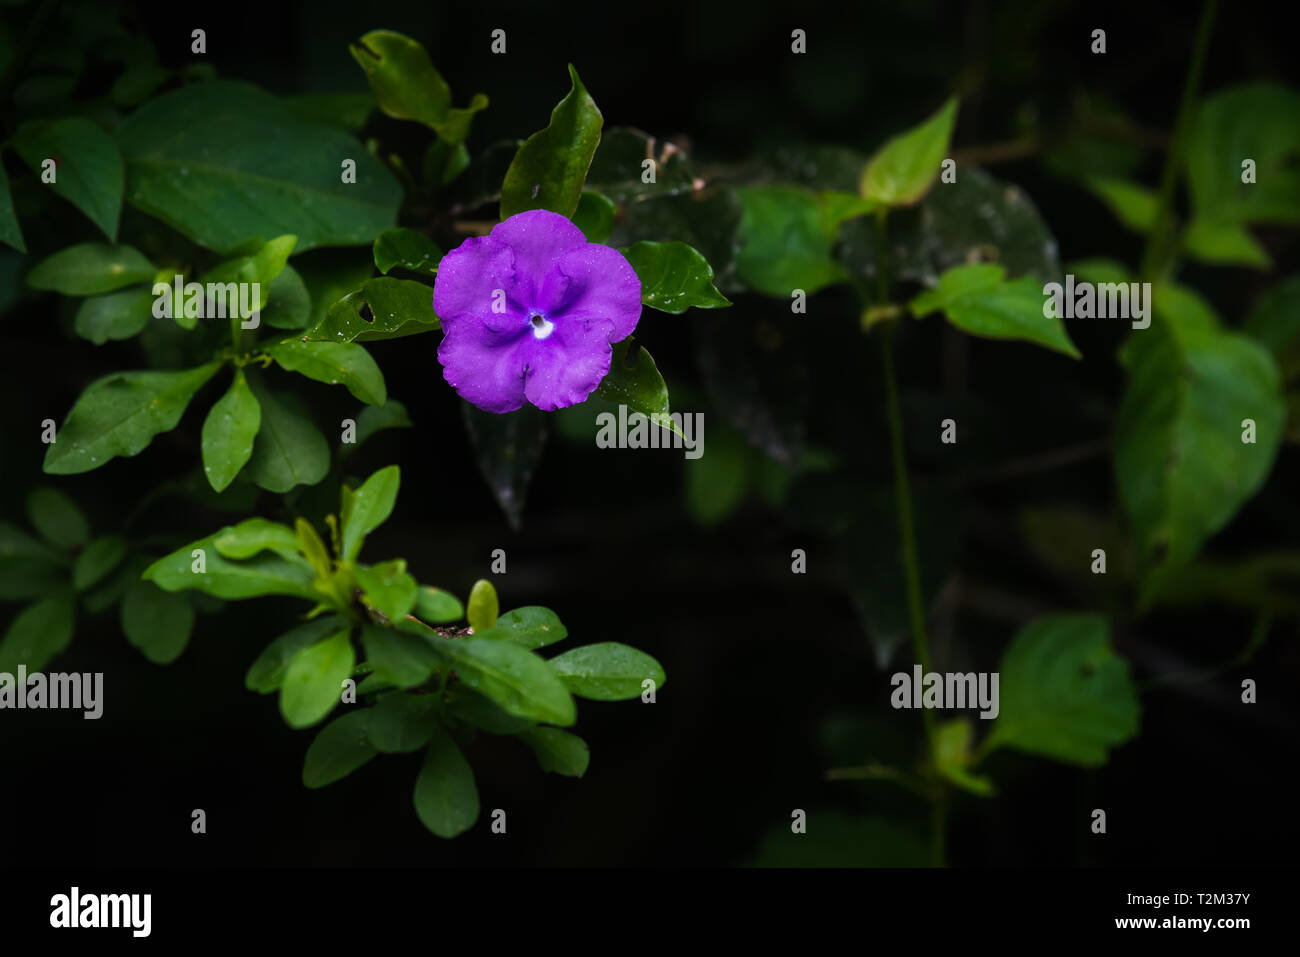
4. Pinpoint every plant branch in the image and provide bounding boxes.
[943,437,1110,487]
